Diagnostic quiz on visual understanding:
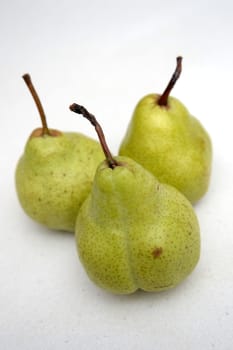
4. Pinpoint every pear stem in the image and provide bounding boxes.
[69,103,118,169]
[22,74,50,135]
[157,56,182,107]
